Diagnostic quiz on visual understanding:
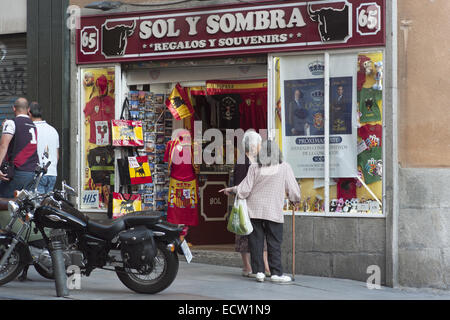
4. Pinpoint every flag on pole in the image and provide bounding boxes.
[165,83,195,120]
